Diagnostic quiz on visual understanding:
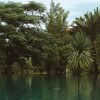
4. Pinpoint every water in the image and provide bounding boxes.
[0,74,100,100]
